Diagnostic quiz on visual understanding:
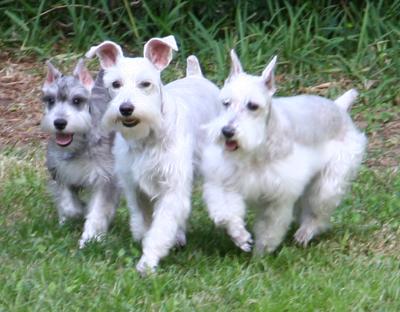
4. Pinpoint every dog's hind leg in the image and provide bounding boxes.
[203,182,253,252]
[295,132,366,246]
[79,181,119,248]
[253,198,295,254]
